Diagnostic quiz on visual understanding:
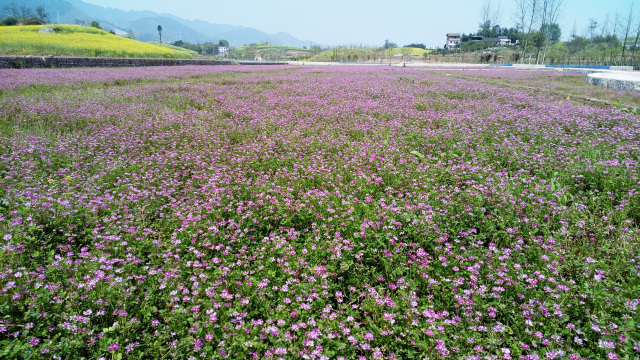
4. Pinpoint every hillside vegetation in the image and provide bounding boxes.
[231,42,314,61]
[147,41,199,56]
[0,25,193,58]
[310,47,432,62]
